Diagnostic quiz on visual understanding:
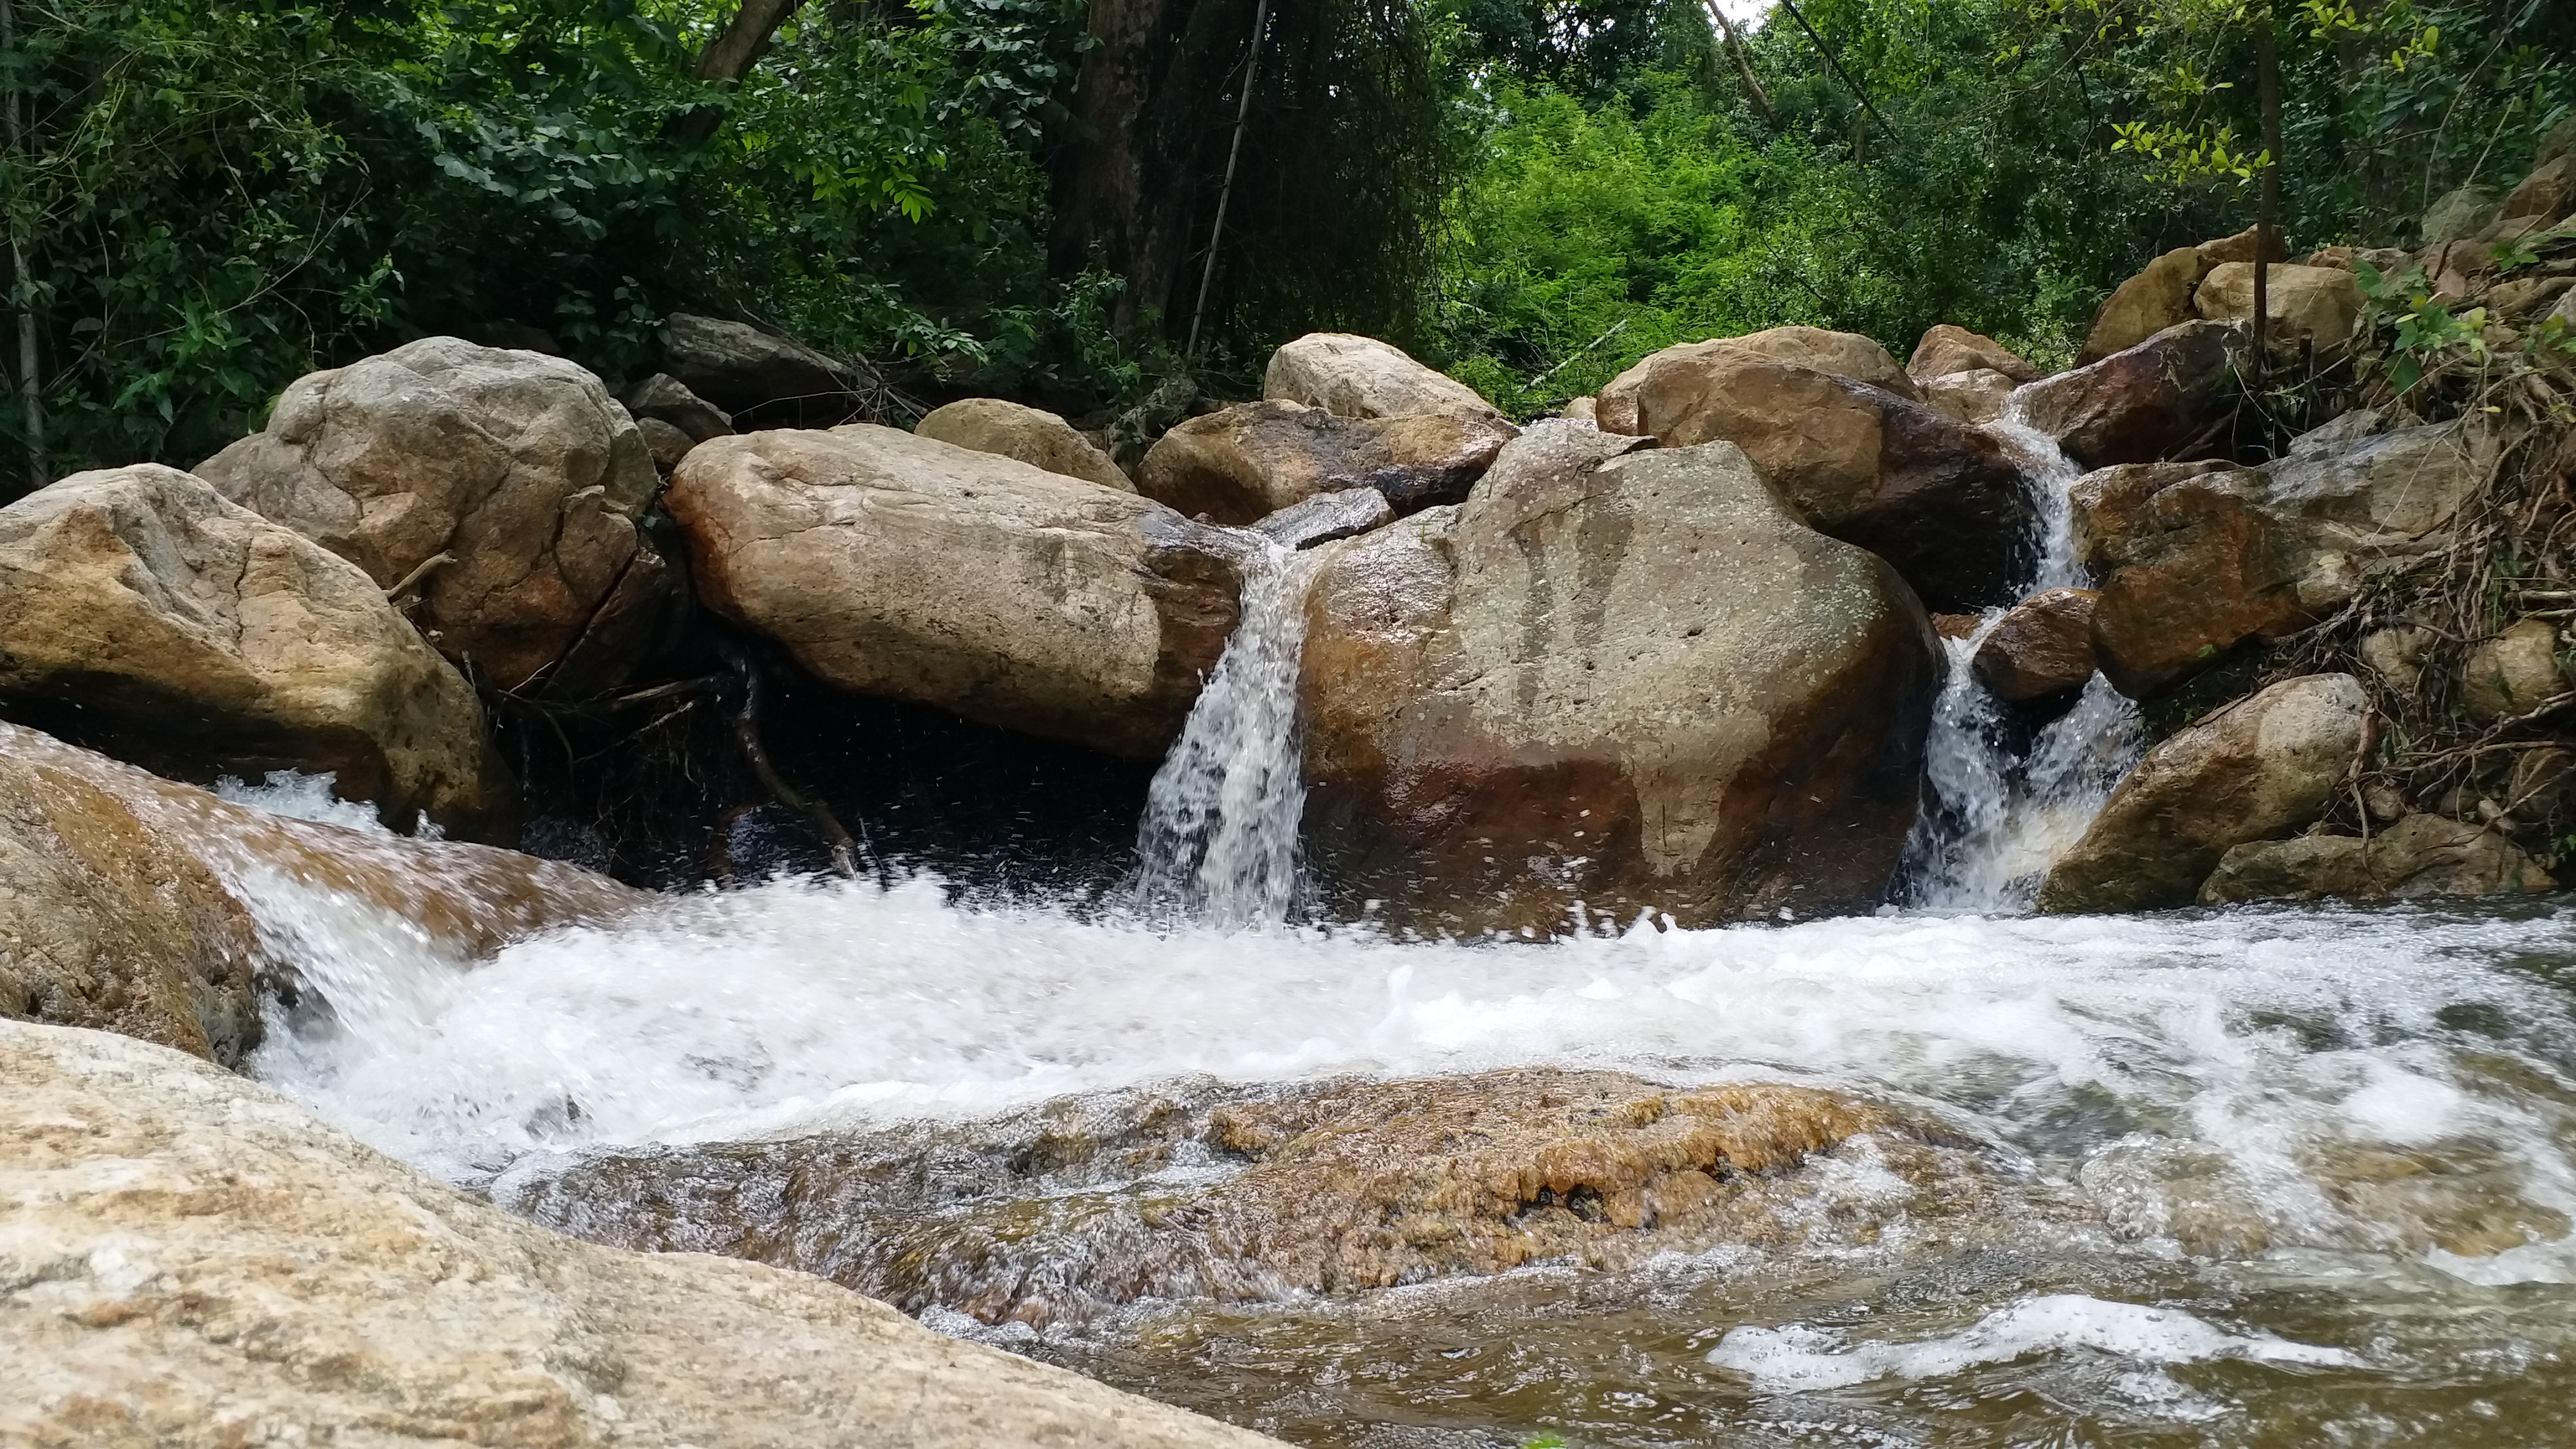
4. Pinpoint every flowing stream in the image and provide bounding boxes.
[214,432,2576,1447]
